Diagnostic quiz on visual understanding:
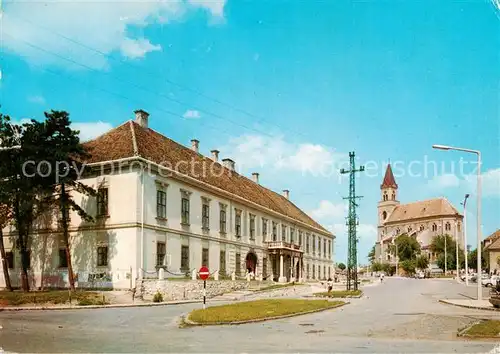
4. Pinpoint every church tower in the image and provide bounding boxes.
[375,164,400,261]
